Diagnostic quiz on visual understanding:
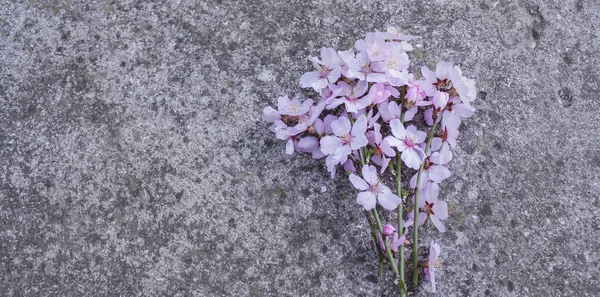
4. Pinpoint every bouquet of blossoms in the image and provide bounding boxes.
[262,27,476,295]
